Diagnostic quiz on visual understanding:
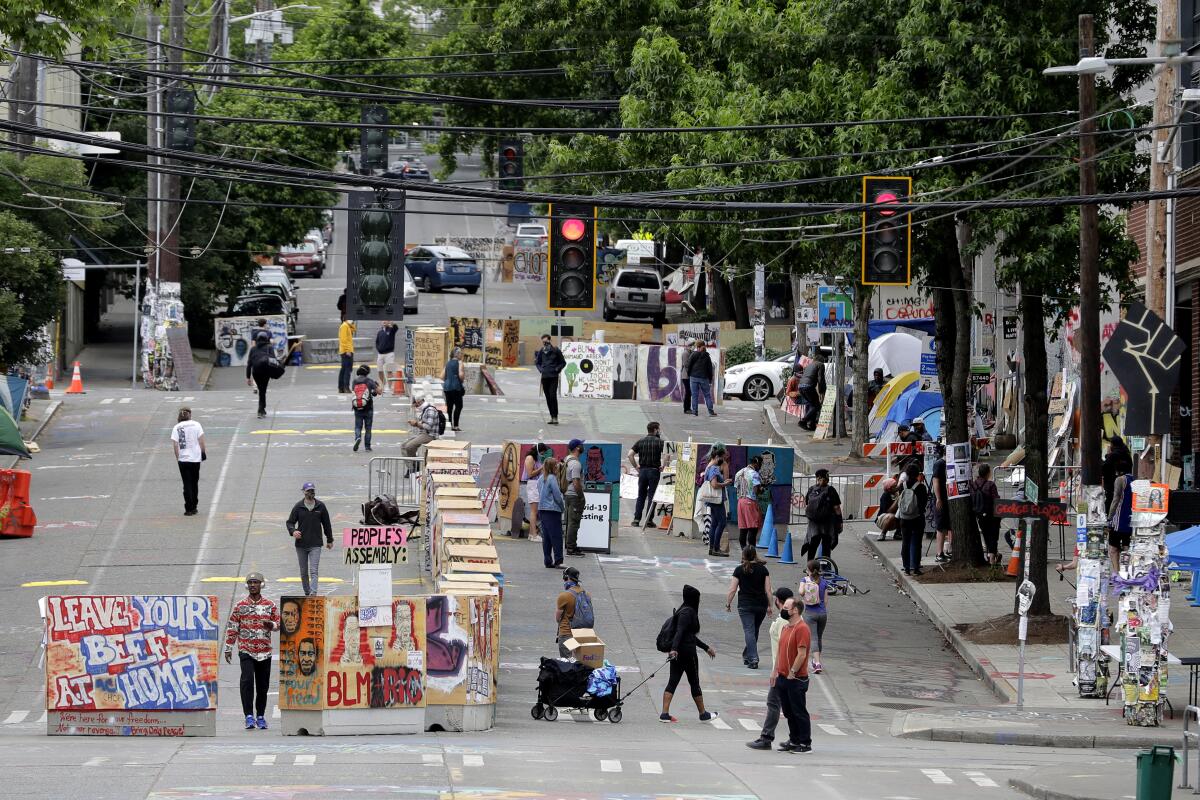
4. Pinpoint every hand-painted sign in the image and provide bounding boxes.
[1101,302,1185,435]
[994,499,1069,524]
